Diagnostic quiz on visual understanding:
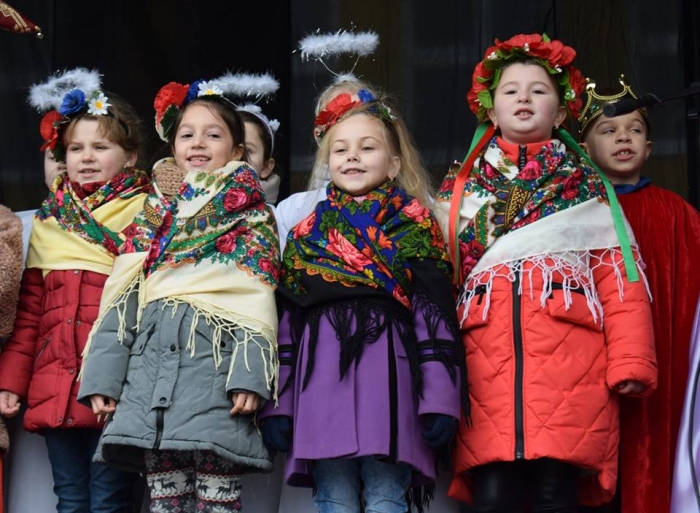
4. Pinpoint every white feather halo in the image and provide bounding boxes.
[237,103,280,134]
[28,68,102,112]
[298,30,379,61]
[213,72,280,100]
